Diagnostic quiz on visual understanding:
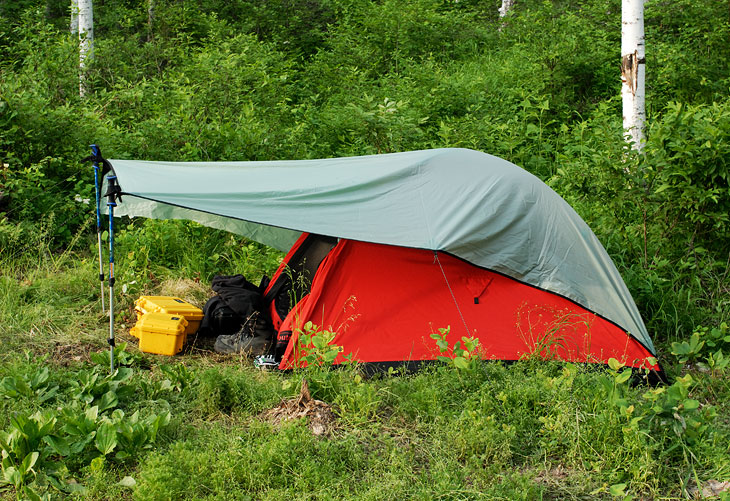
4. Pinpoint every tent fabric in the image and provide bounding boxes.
[278,239,657,370]
[106,148,653,354]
